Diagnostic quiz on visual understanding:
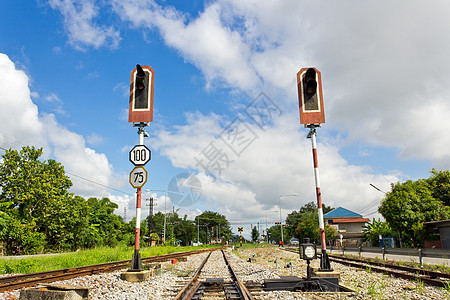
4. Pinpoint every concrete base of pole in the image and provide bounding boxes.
[312,268,341,279]
[120,270,152,283]
[20,284,89,300]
